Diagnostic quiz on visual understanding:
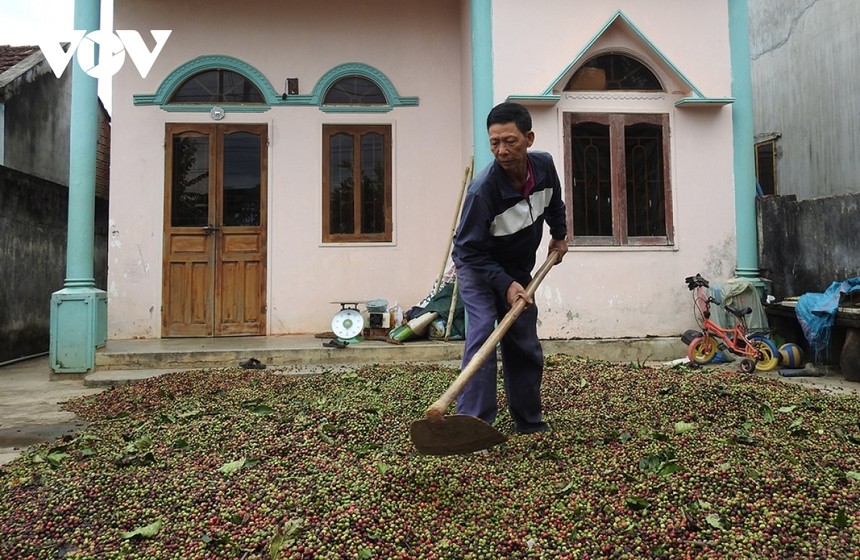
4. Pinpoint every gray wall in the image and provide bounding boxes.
[2,59,72,187]
[0,166,107,363]
[749,0,860,200]
[758,192,860,299]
